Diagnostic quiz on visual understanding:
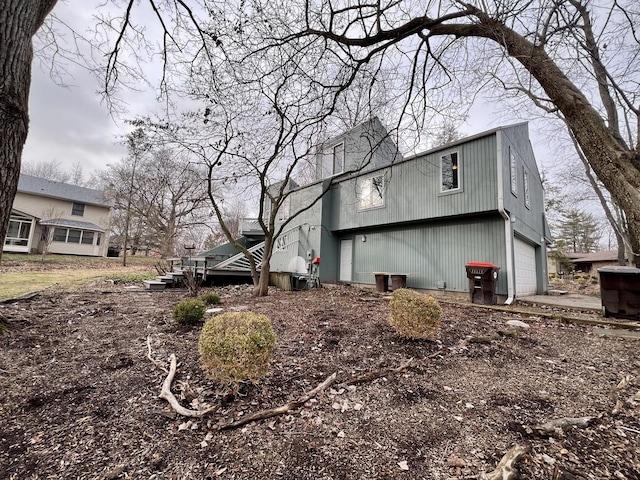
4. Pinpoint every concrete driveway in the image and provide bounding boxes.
[519,293,602,312]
